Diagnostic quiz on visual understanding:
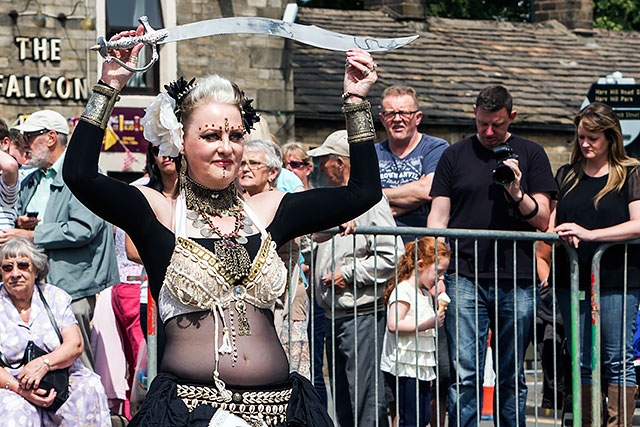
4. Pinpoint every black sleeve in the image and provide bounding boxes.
[627,166,640,203]
[63,119,173,301]
[554,164,572,194]
[268,140,382,246]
